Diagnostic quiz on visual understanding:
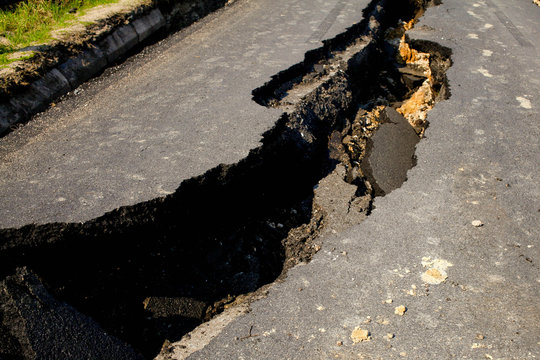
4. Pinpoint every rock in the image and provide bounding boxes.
[472,220,484,227]
[351,327,370,343]
[394,305,407,316]
[422,267,447,284]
